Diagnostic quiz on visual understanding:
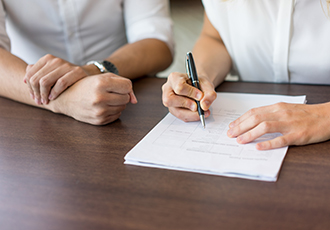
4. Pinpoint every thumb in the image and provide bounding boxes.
[129,91,138,104]
[200,79,217,111]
